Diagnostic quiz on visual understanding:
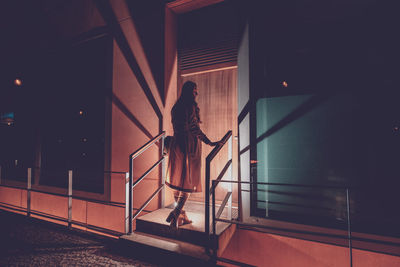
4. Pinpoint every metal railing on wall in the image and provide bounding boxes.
[204,130,233,238]
[0,167,126,237]
[209,180,400,267]
[0,131,166,236]
[127,131,166,234]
